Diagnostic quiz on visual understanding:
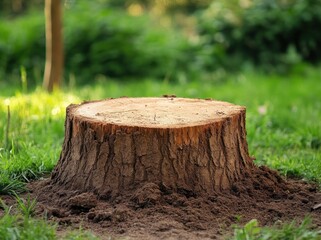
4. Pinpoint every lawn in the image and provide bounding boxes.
[0,67,321,239]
